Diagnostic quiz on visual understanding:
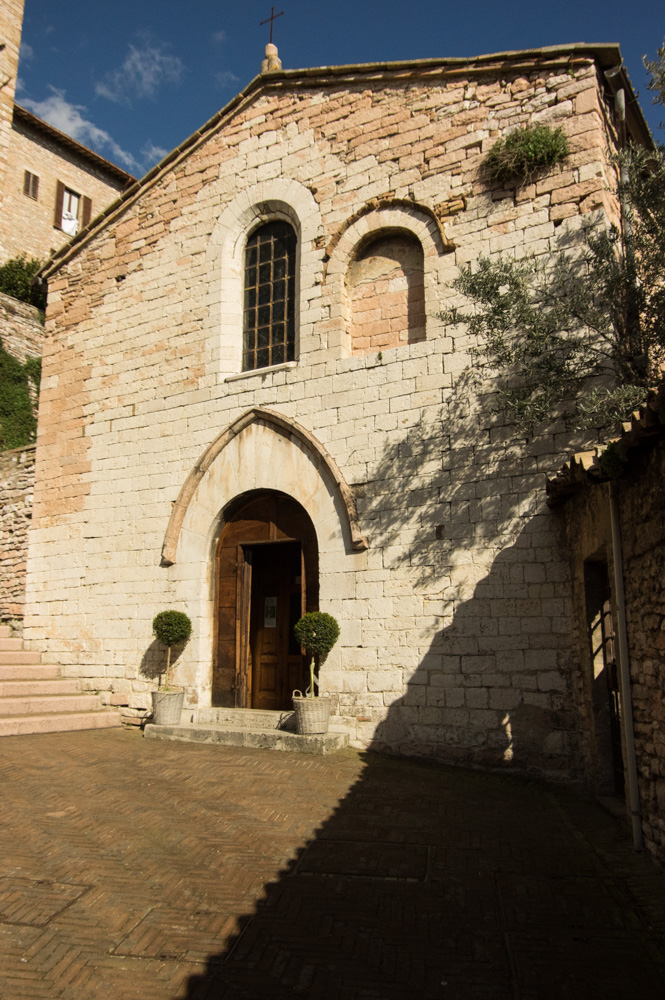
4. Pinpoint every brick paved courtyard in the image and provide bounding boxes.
[0,729,664,999]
